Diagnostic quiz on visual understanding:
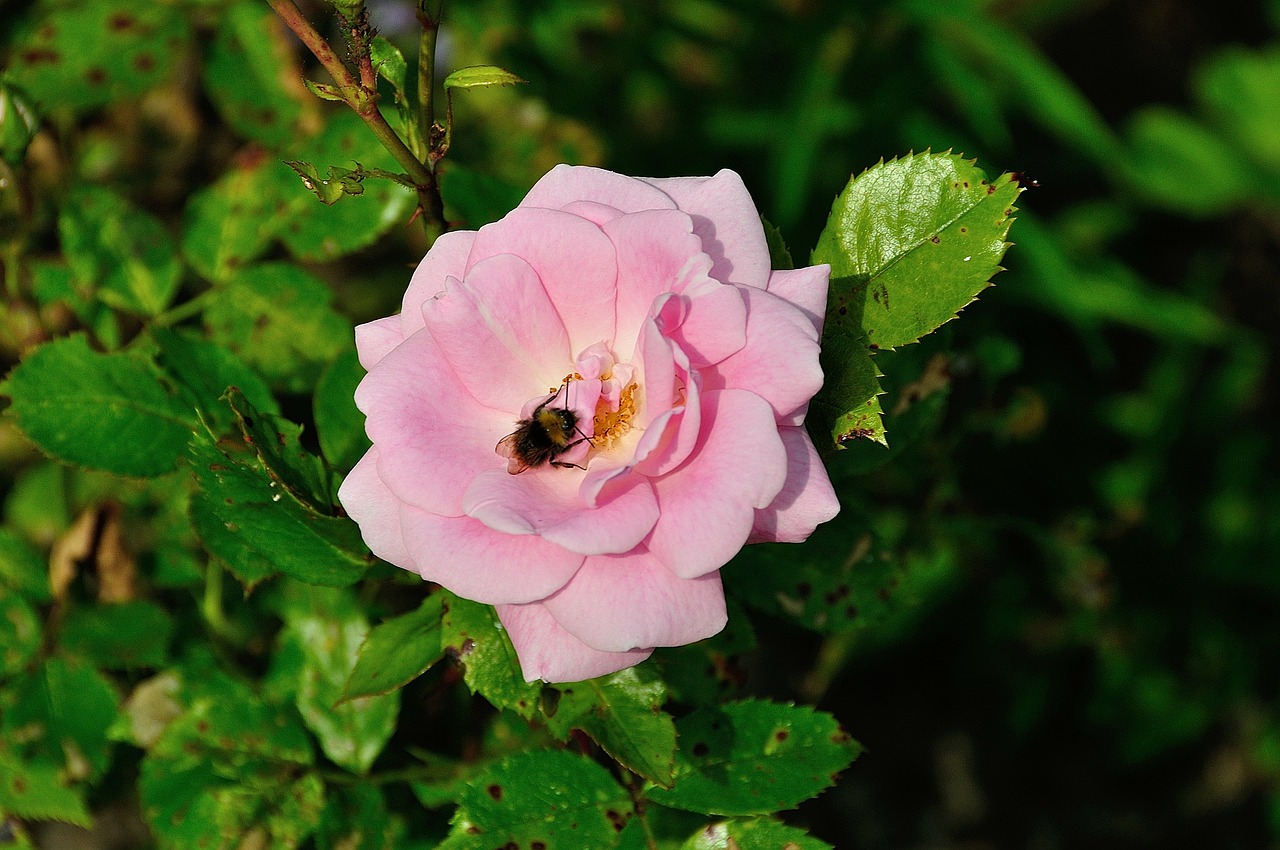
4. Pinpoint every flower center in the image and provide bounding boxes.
[591,381,638,451]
